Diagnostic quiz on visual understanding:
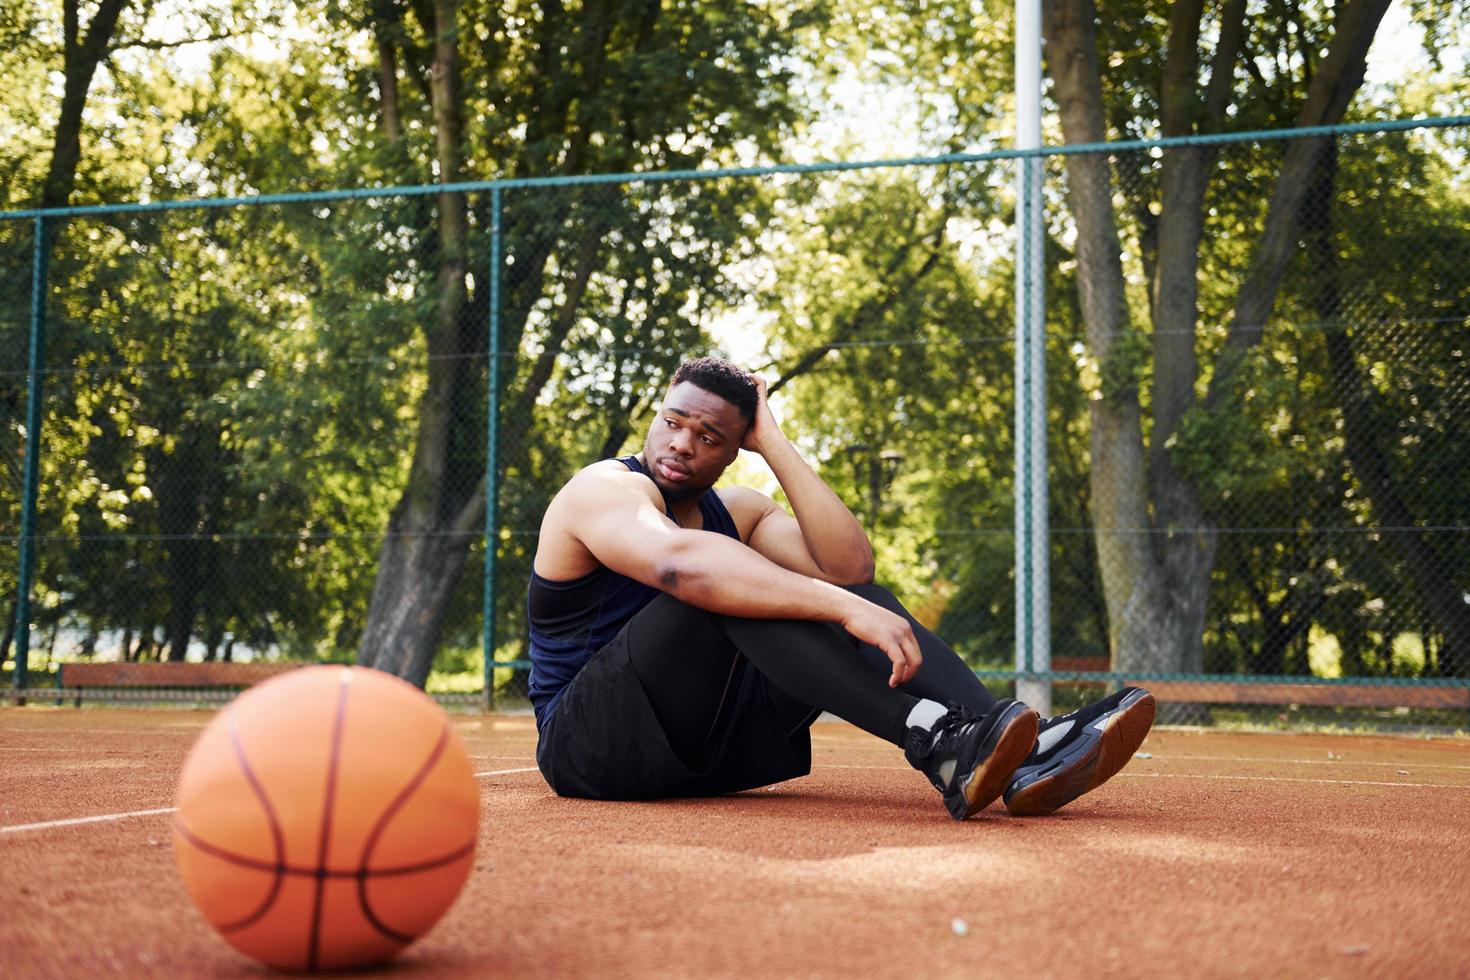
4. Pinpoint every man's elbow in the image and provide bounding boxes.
[652,538,701,597]
[654,560,683,593]
[843,539,877,585]
[825,558,875,587]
